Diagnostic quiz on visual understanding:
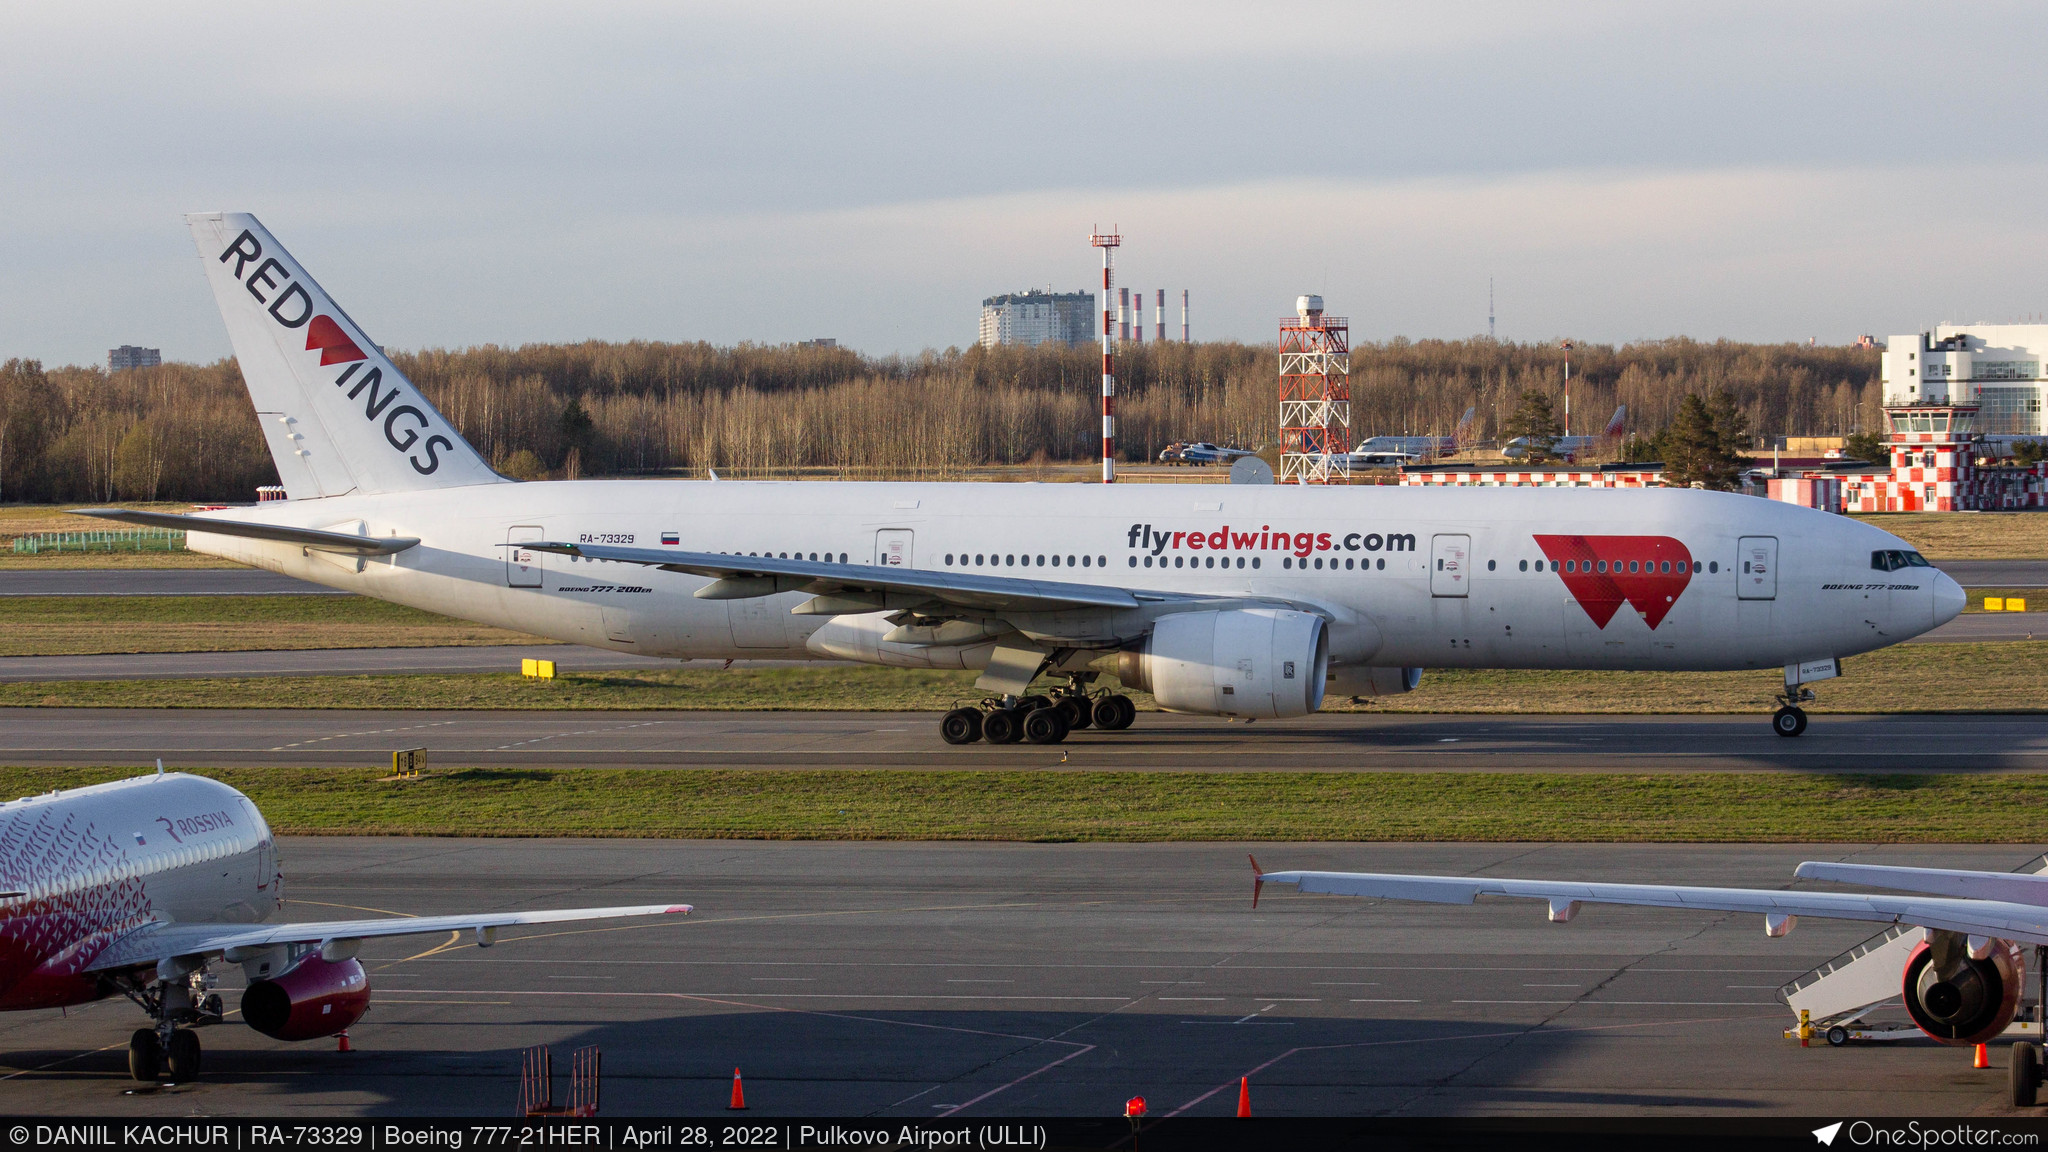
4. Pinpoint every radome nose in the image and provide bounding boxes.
[1933,571,1966,627]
